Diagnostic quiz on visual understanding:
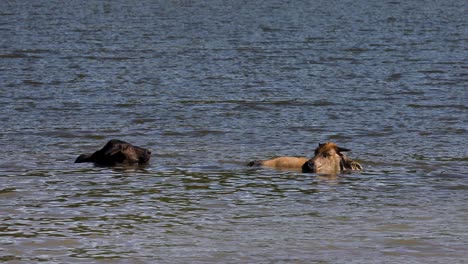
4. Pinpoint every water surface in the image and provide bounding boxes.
[1,0,467,263]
